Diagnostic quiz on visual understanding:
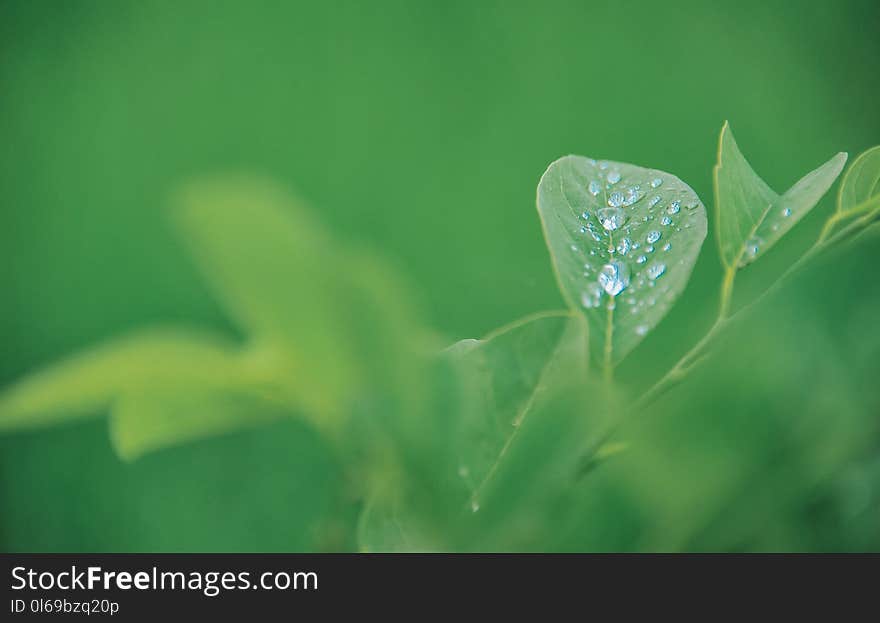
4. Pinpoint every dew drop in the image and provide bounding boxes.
[645,245,654,253]
[650,178,663,188]
[588,180,602,196]
[597,207,627,231]
[607,192,625,208]
[661,215,672,226]
[647,262,666,280]
[636,254,647,264]
[598,260,631,297]
[636,324,649,336]
[666,200,681,215]
[616,237,632,256]
[649,195,661,208]
[646,230,661,244]
[624,187,644,205]
[662,242,671,251]
[580,283,602,309]
[741,237,762,264]
[782,207,792,217]
[607,170,621,184]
